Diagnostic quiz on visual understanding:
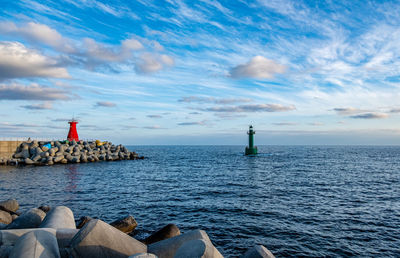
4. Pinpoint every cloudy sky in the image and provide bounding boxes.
[1,0,400,145]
